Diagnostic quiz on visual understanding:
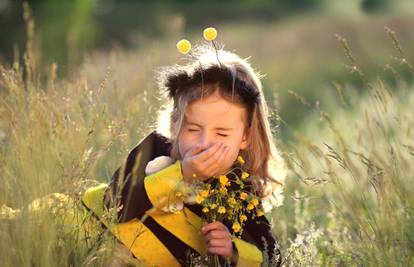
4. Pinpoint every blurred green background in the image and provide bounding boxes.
[0,0,354,66]
[1,0,413,138]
